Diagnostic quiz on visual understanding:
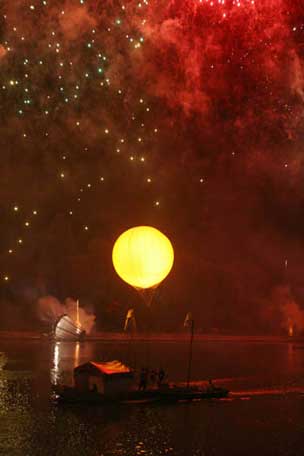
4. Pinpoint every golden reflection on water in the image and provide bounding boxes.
[74,341,80,368]
[50,342,60,385]
[50,341,93,385]
[287,342,294,366]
